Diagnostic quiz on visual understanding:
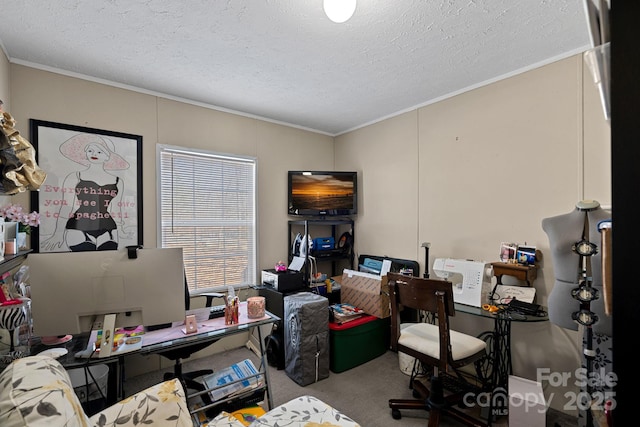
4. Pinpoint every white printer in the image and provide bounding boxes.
[432,258,492,307]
